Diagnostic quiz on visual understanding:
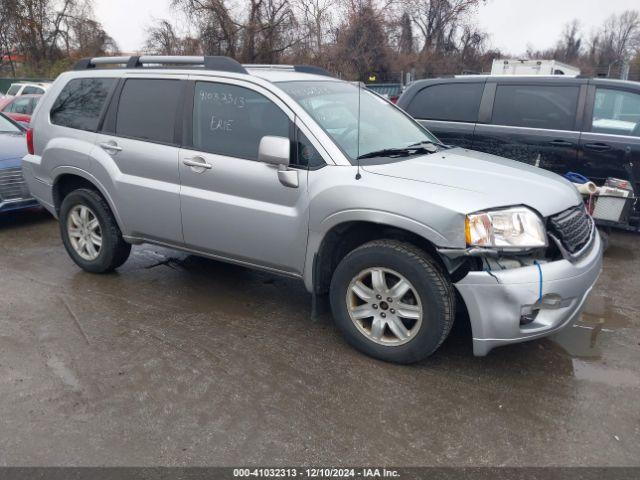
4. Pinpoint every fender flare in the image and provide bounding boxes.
[51,166,126,233]
[303,208,450,291]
